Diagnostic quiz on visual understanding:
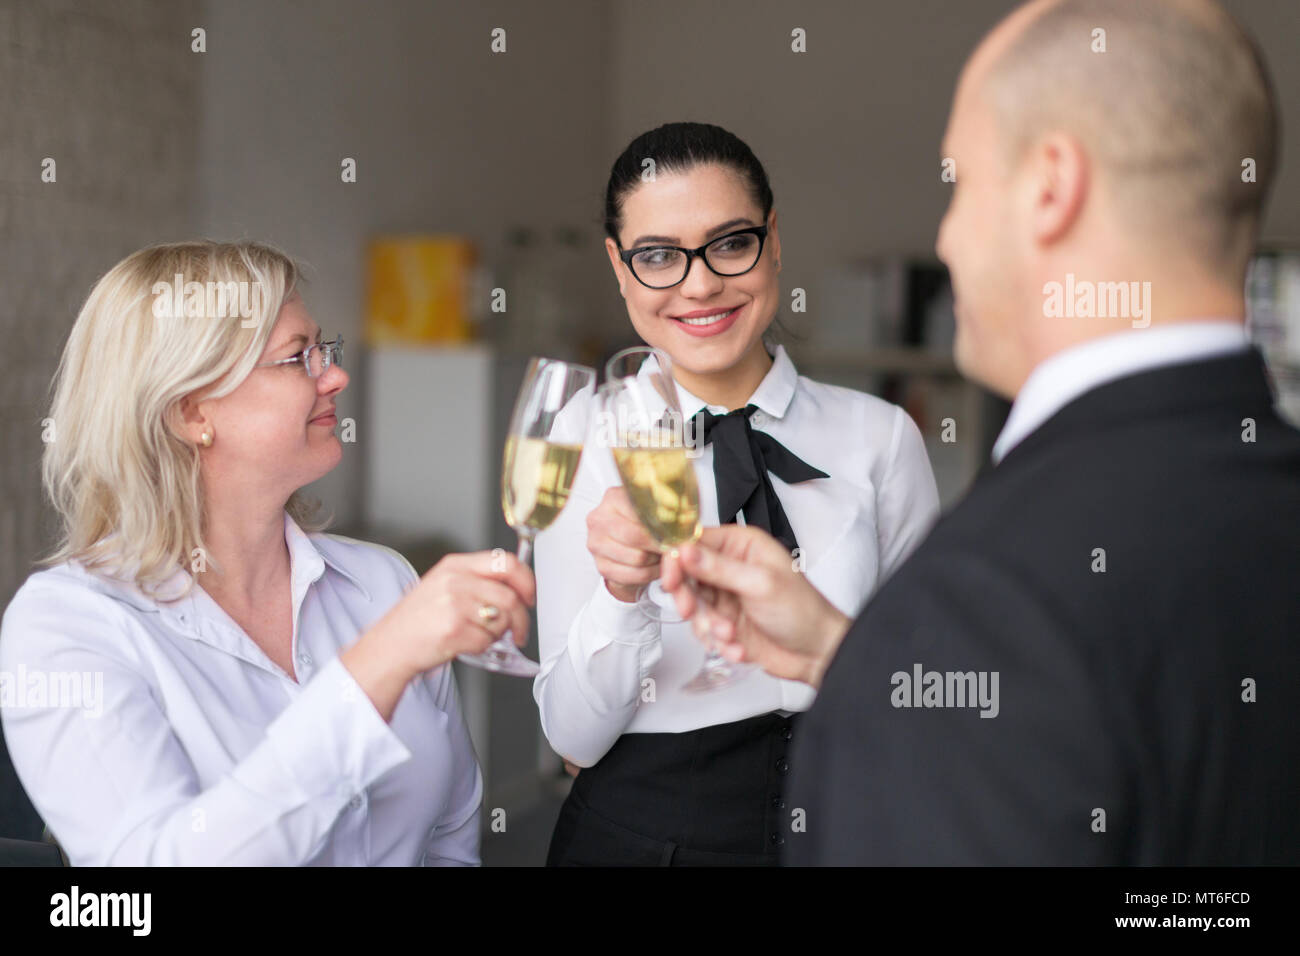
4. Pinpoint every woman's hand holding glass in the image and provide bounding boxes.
[461,357,595,676]
[340,551,535,720]
[600,345,752,691]
[586,486,664,605]
[386,551,536,669]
